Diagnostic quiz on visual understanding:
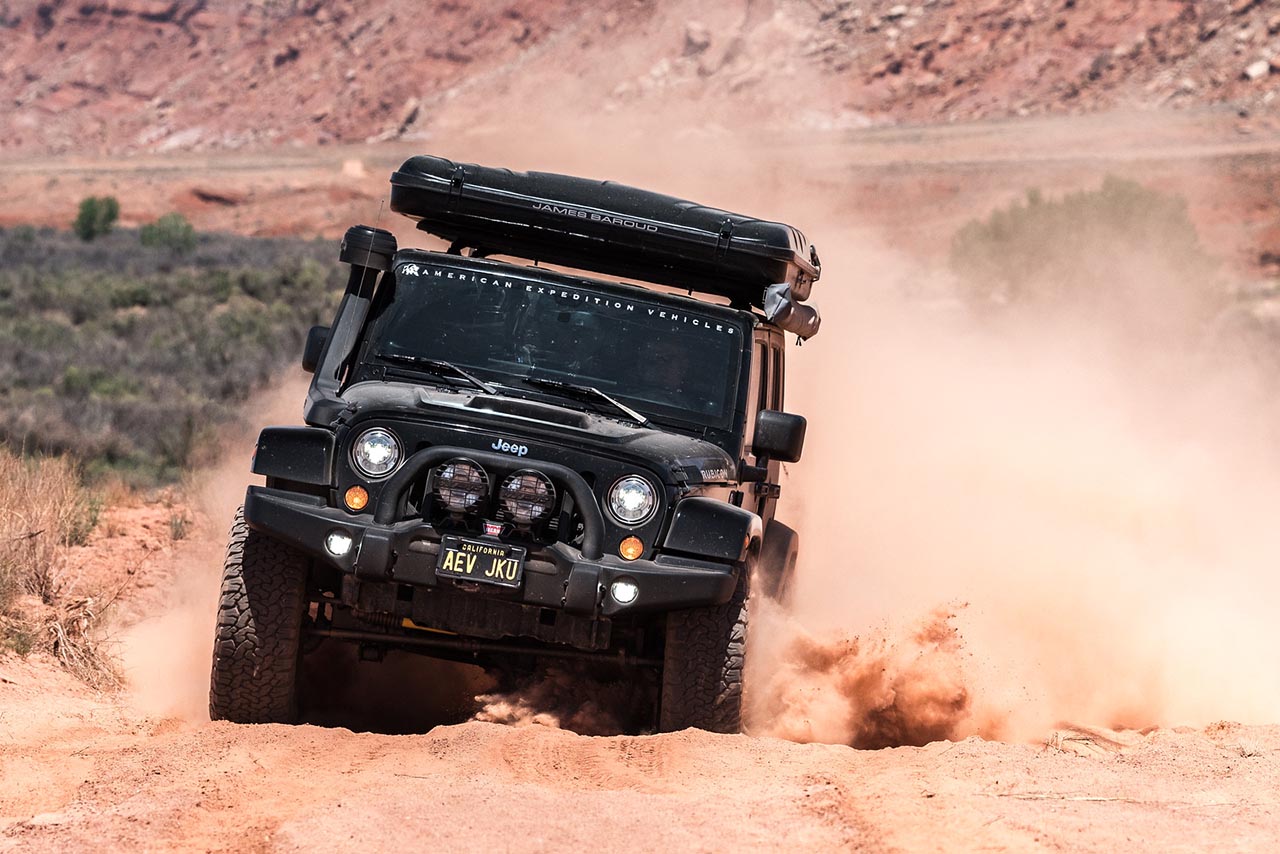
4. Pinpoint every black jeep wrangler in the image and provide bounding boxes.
[208,156,822,732]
